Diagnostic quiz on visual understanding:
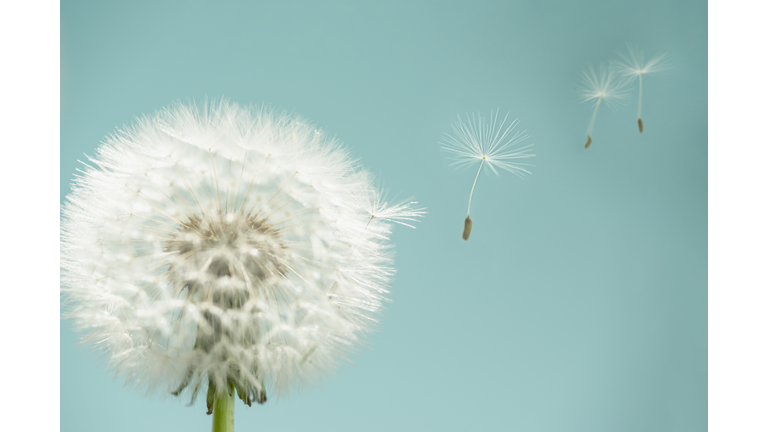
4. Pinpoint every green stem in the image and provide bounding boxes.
[212,383,235,432]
